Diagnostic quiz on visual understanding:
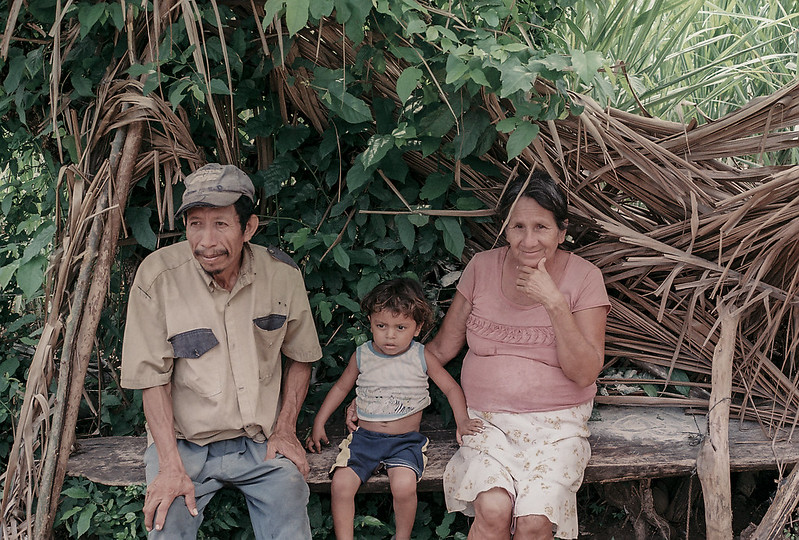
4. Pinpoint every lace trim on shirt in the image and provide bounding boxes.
[466,313,556,346]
